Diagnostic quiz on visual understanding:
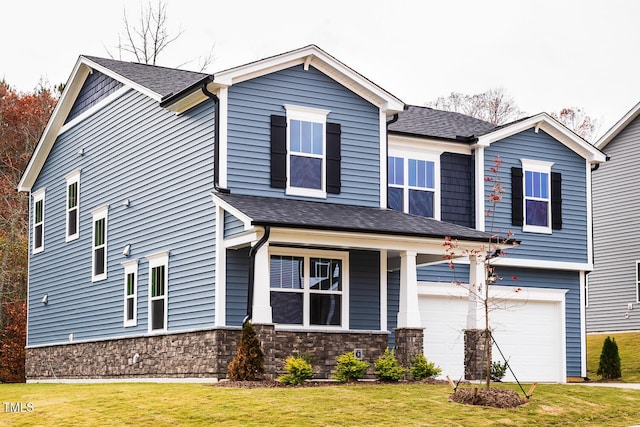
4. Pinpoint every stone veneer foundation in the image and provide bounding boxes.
[25,326,410,381]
